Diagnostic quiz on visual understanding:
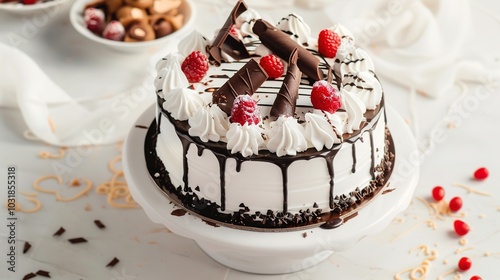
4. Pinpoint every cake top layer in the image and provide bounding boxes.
[154,0,383,157]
